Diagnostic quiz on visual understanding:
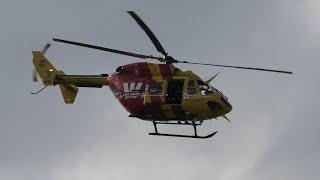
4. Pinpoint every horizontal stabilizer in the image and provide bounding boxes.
[59,84,78,104]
